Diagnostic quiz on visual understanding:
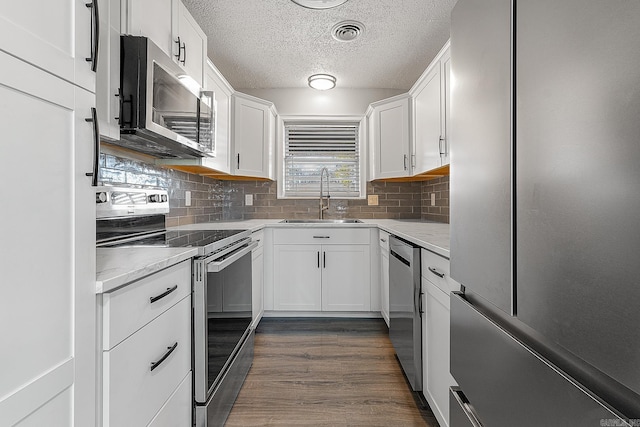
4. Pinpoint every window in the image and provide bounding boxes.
[281,120,363,198]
